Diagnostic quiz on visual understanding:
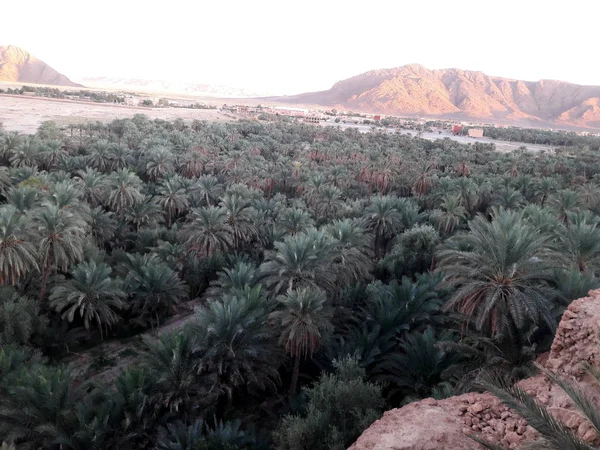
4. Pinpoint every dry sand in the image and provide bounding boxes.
[0,94,235,133]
